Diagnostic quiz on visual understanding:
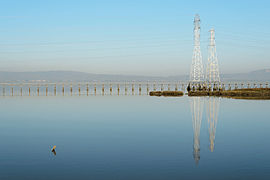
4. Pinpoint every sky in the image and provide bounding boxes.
[0,0,269,76]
